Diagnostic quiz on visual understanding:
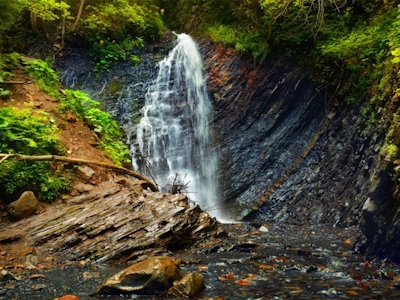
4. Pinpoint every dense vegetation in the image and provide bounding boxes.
[0,0,163,72]
[0,52,131,203]
[1,1,400,199]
